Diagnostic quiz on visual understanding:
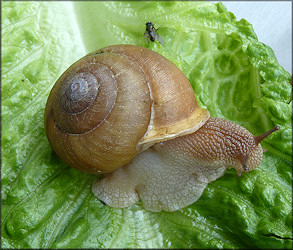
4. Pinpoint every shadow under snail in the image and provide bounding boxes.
[44,44,279,212]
